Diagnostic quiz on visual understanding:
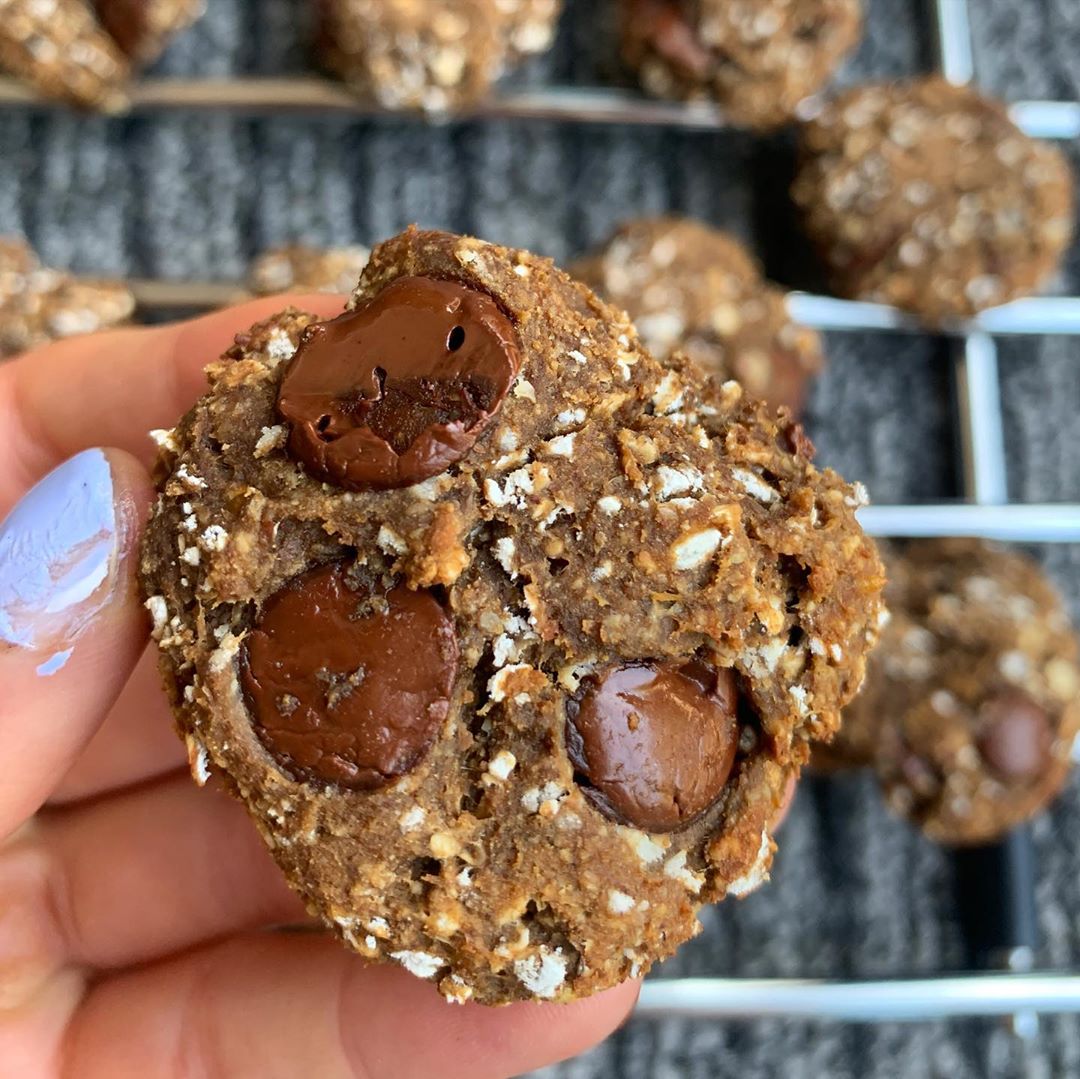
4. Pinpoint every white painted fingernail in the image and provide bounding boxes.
[0,449,117,674]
